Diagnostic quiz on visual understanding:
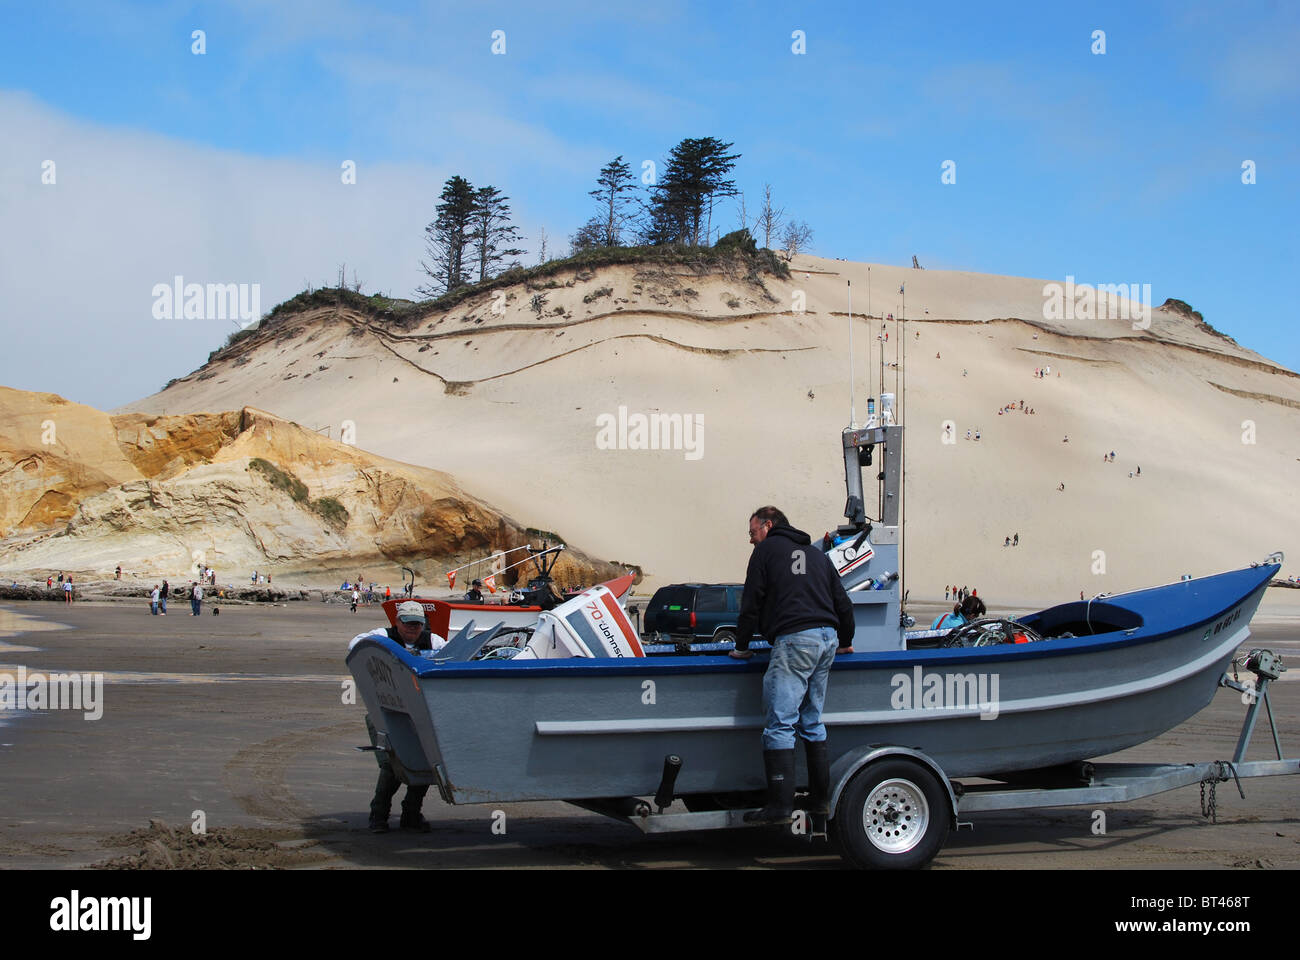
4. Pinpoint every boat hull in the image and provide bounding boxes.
[348,563,1275,805]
